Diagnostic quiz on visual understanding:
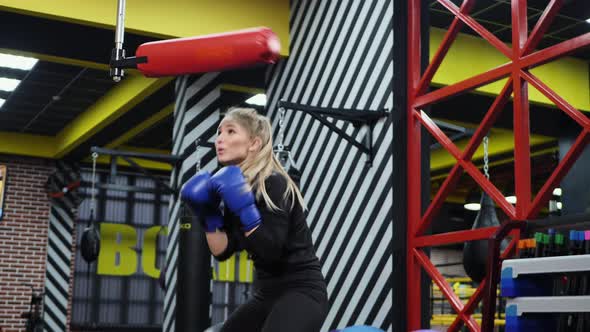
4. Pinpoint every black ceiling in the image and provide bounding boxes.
[0,9,163,140]
[0,10,157,65]
[0,61,117,135]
